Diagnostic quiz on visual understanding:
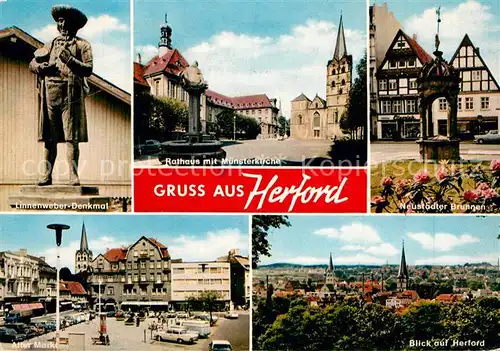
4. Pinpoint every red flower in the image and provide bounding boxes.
[476,183,490,192]
[482,188,498,199]
[436,168,448,181]
[382,177,393,186]
[463,190,479,202]
[413,169,431,184]
[490,159,500,172]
